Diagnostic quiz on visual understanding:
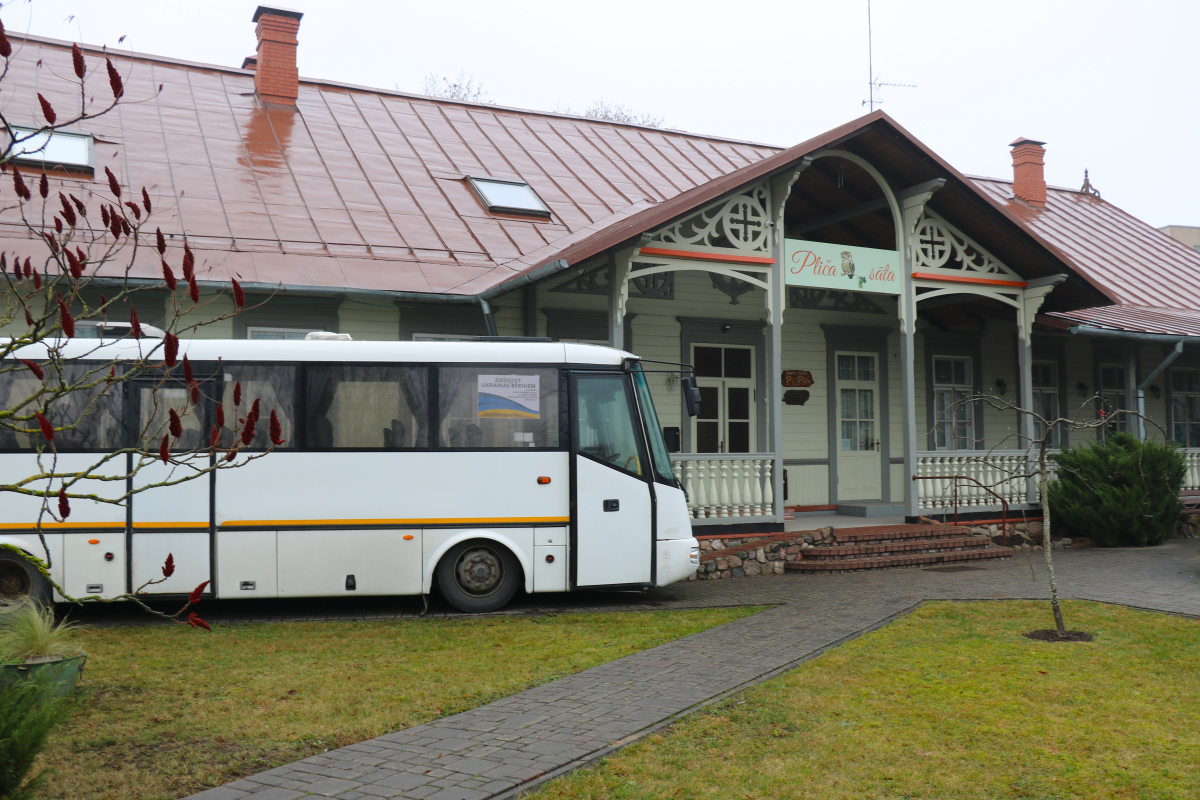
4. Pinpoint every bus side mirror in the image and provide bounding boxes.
[682,375,702,417]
